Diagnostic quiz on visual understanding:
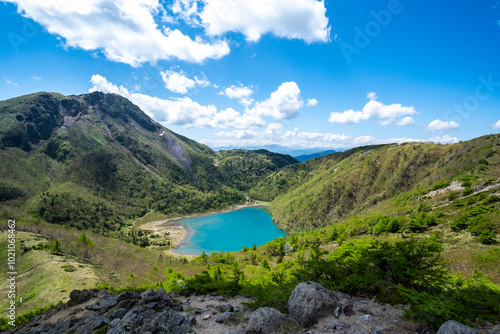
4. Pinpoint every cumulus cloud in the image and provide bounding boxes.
[160,69,195,94]
[247,81,303,120]
[306,98,318,106]
[200,0,330,43]
[89,74,264,128]
[428,135,459,144]
[492,120,500,129]
[221,84,253,99]
[329,93,417,124]
[219,84,254,107]
[160,69,210,94]
[396,116,416,126]
[5,0,229,66]
[427,119,459,131]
